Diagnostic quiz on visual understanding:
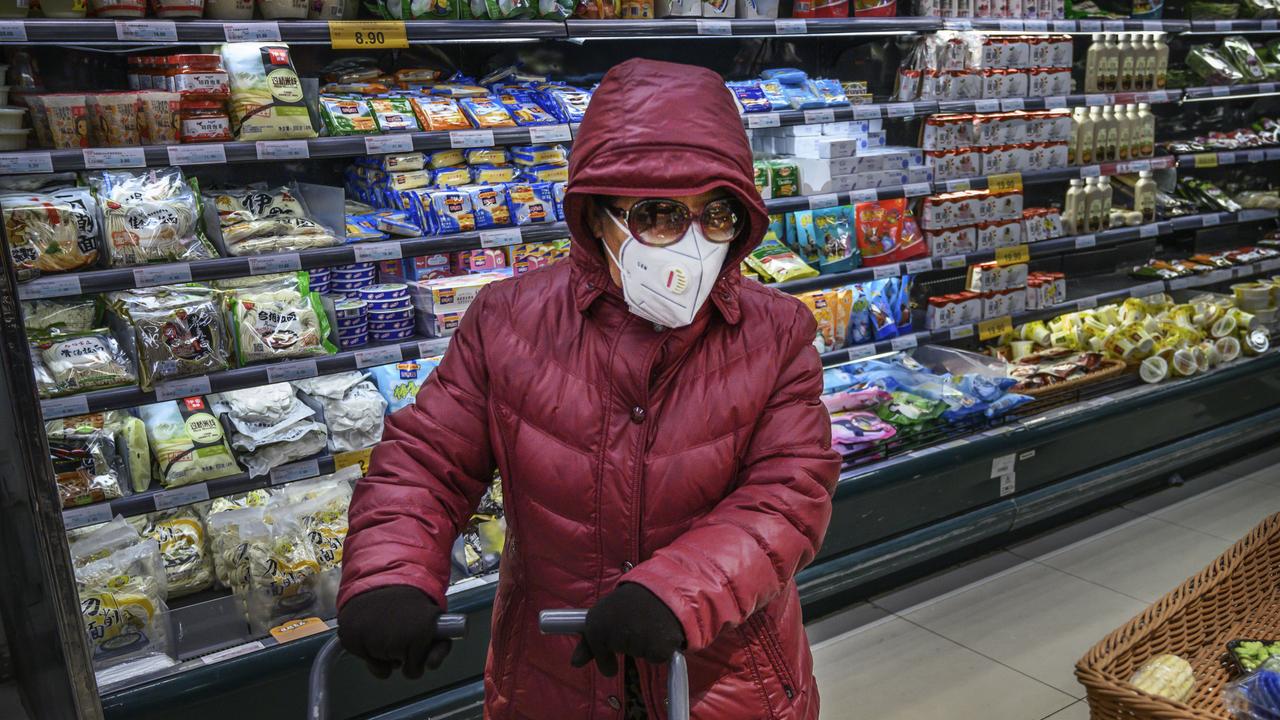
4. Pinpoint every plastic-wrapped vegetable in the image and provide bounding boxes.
[138,395,241,488]
[130,507,215,599]
[220,43,317,141]
[72,521,173,670]
[1224,36,1269,81]
[91,168,215,268]
[31,330,136,398]
[108,285,229,390]
[22,297,98,336]
[1,189,103,281]
[226,273,335,365]
[1187,44,1246,84]
[211,184,340,256]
